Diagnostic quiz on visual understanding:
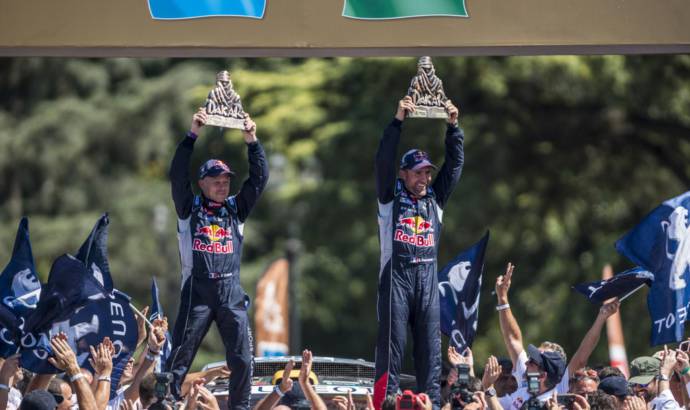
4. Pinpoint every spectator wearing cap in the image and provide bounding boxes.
[494,261,621,396]
[497,345,567,410]
[167,108,268,410]
[598,376,629,409]
[373,95,463,410]
[629,350,684,410]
